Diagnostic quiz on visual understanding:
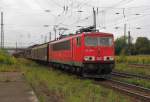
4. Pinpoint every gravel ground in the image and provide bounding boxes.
[0,72,39,102]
